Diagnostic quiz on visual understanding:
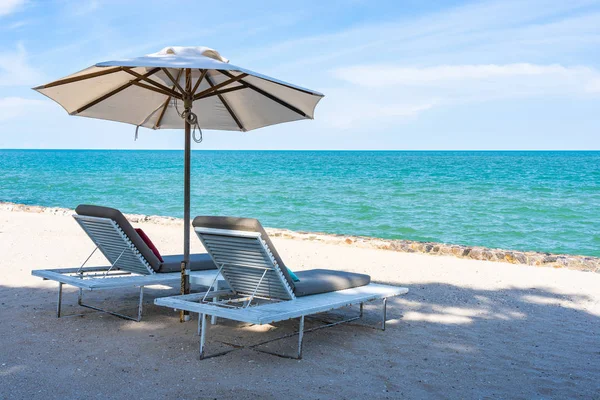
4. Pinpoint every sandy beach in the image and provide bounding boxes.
[0,208,598,399]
